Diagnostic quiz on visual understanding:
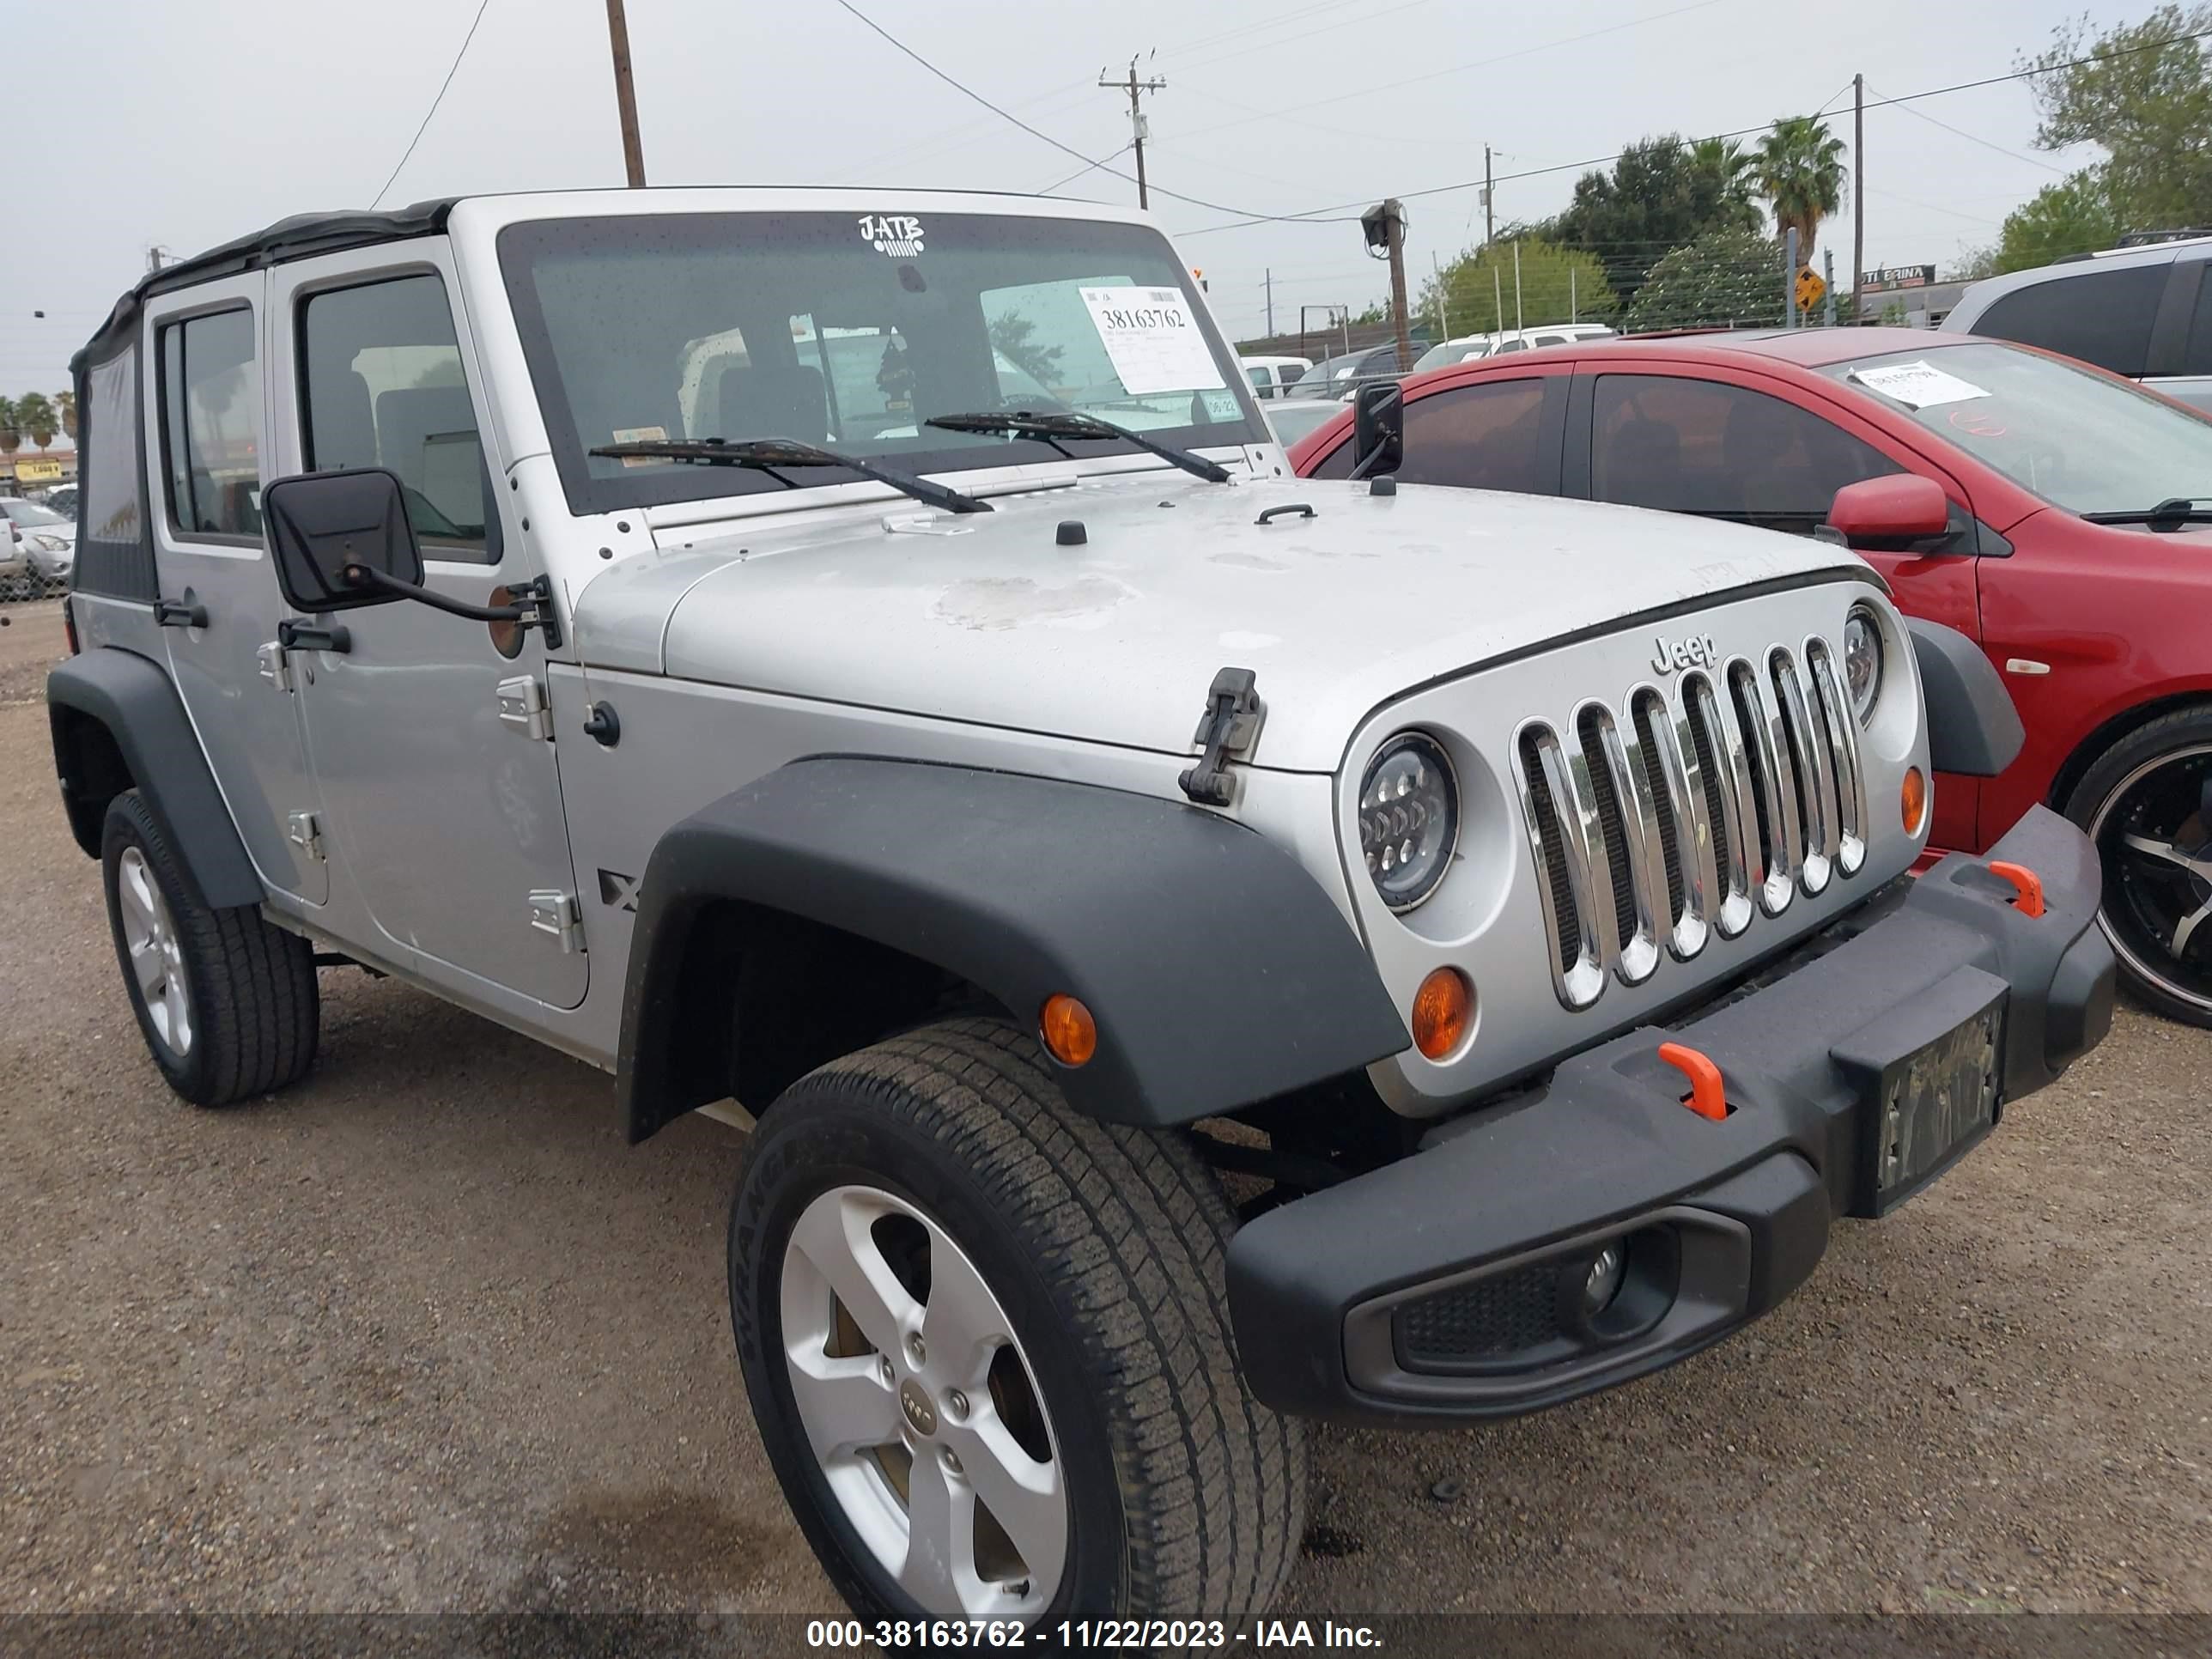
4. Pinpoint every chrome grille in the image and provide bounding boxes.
[1512,640,1869,1011]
